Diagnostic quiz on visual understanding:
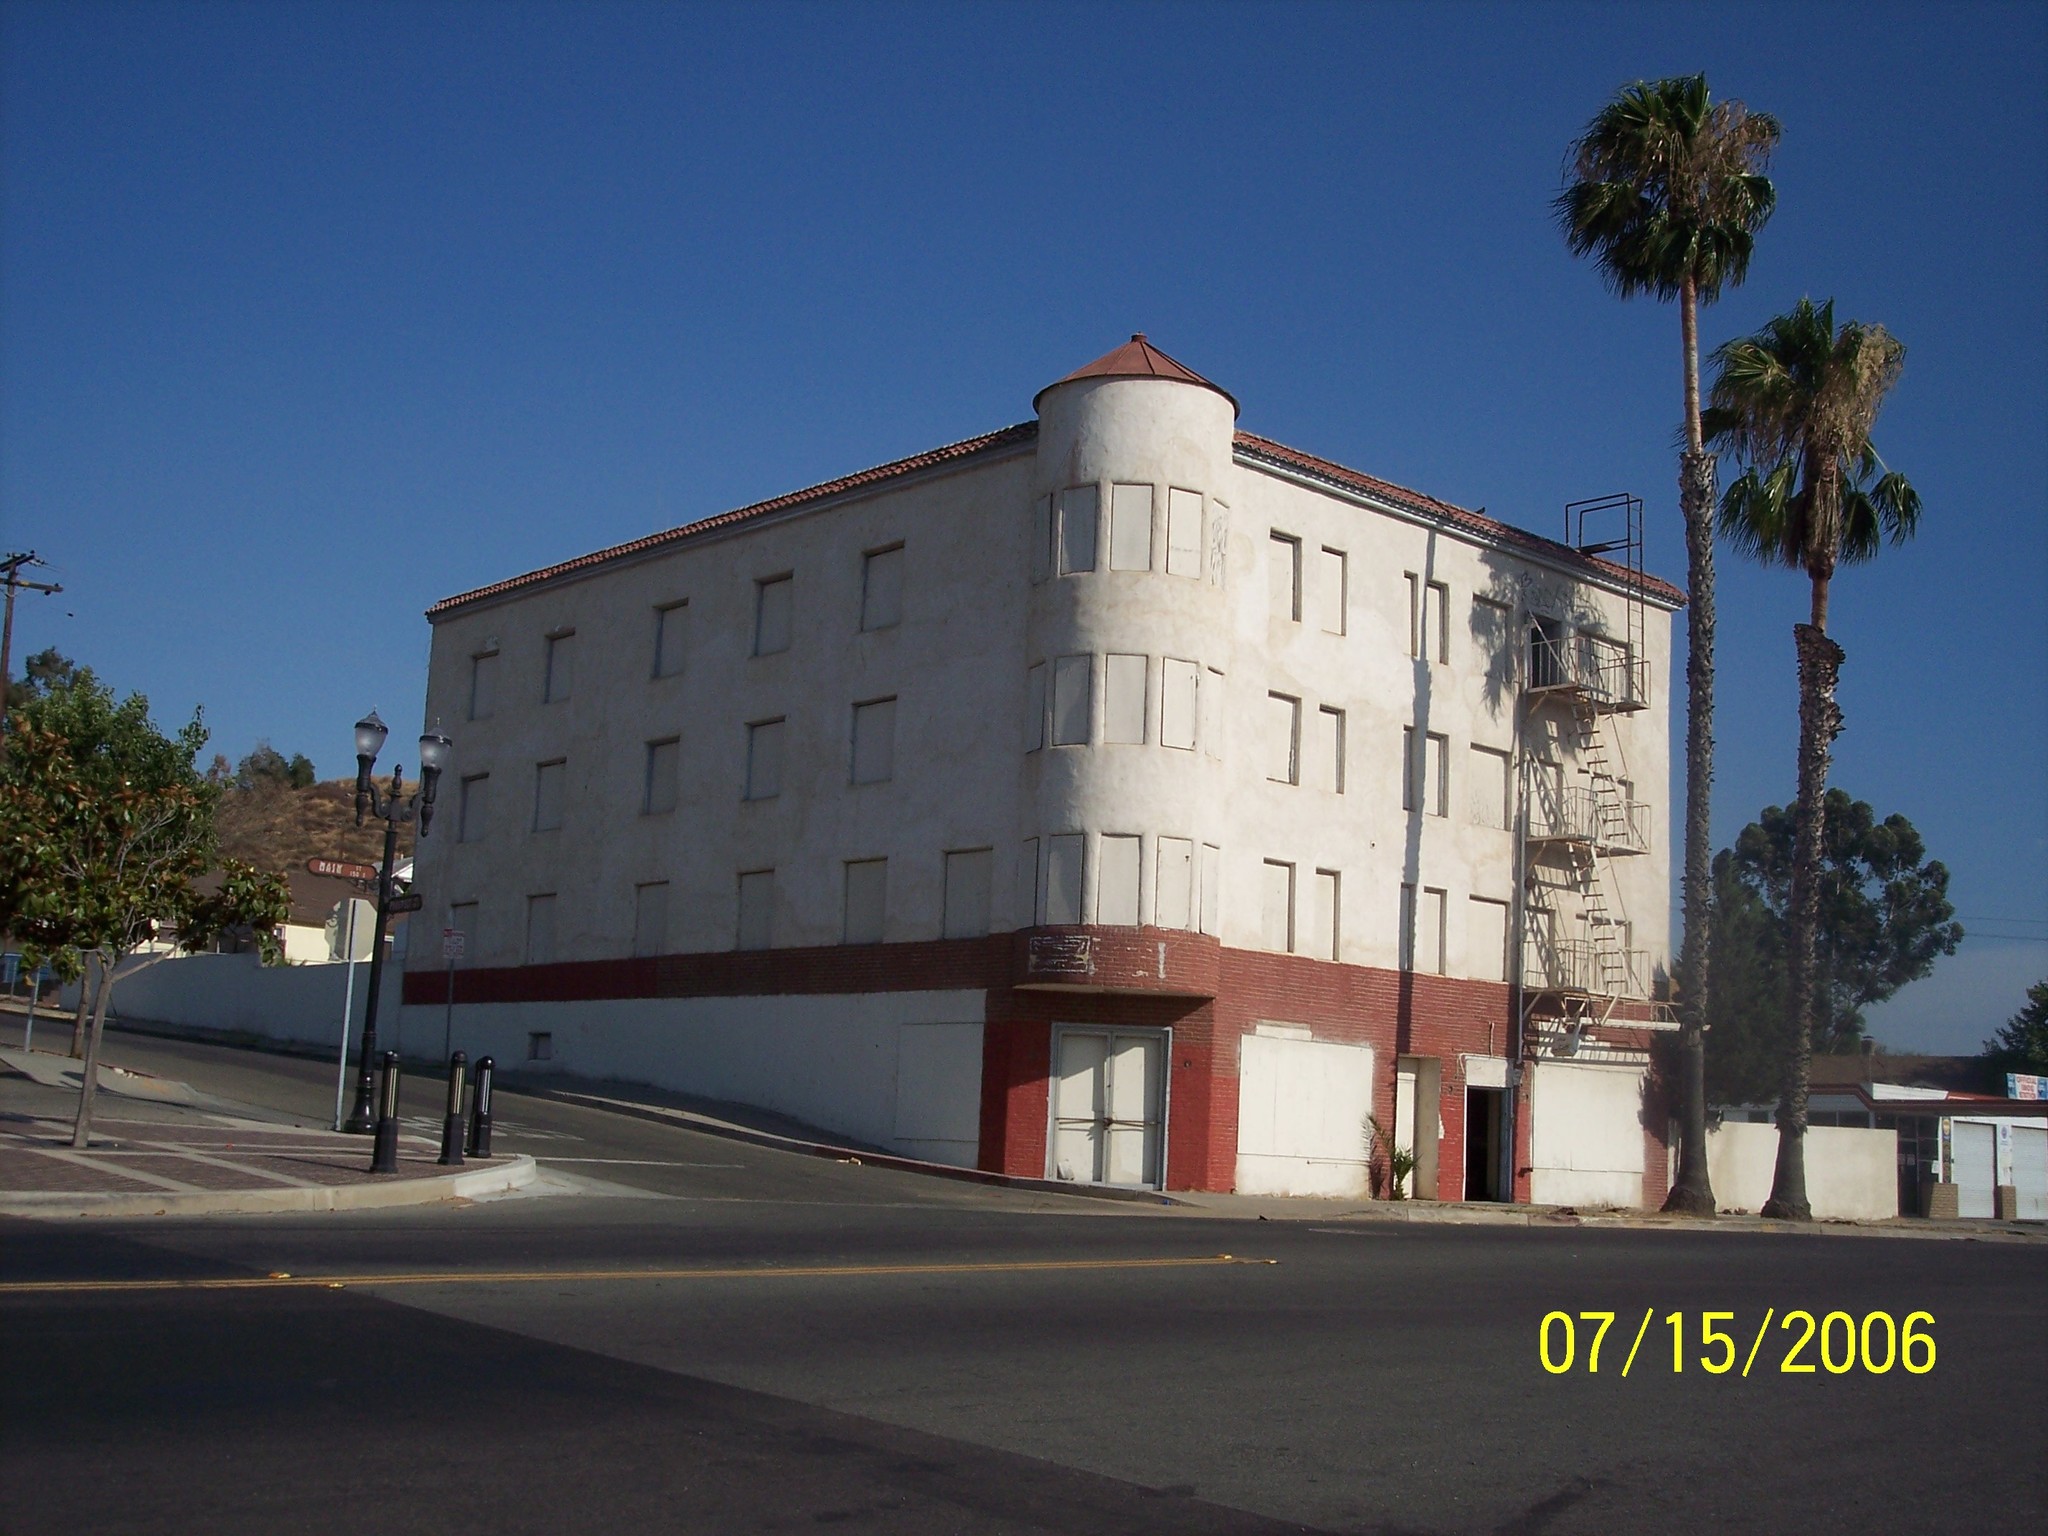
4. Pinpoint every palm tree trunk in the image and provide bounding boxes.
[1763,619,1845,1220]
[1663,277,1718,1216]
